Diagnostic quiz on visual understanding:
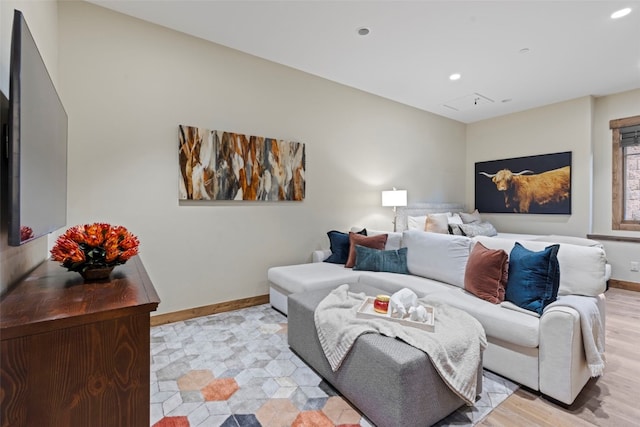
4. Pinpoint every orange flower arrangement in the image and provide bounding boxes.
[51,223,140,273]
